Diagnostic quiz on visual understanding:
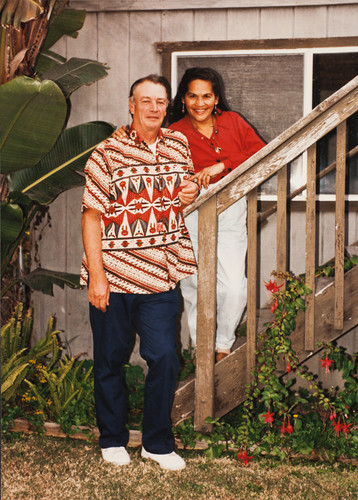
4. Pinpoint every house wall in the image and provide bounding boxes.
[32,2,358,366]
